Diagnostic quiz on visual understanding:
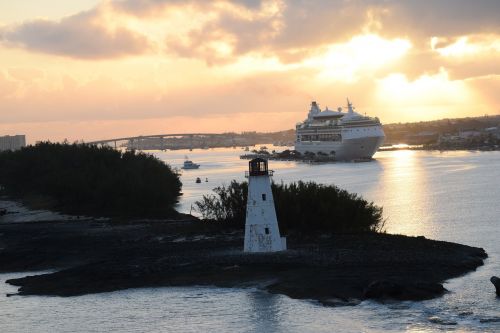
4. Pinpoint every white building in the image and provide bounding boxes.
[244,158,286,252]
[0,135,26,151]
[485,127,500,139]
[458,130,482,139]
